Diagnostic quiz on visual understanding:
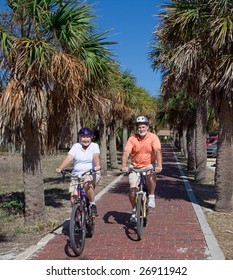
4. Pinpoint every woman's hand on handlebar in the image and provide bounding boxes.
[55,168,63,173]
